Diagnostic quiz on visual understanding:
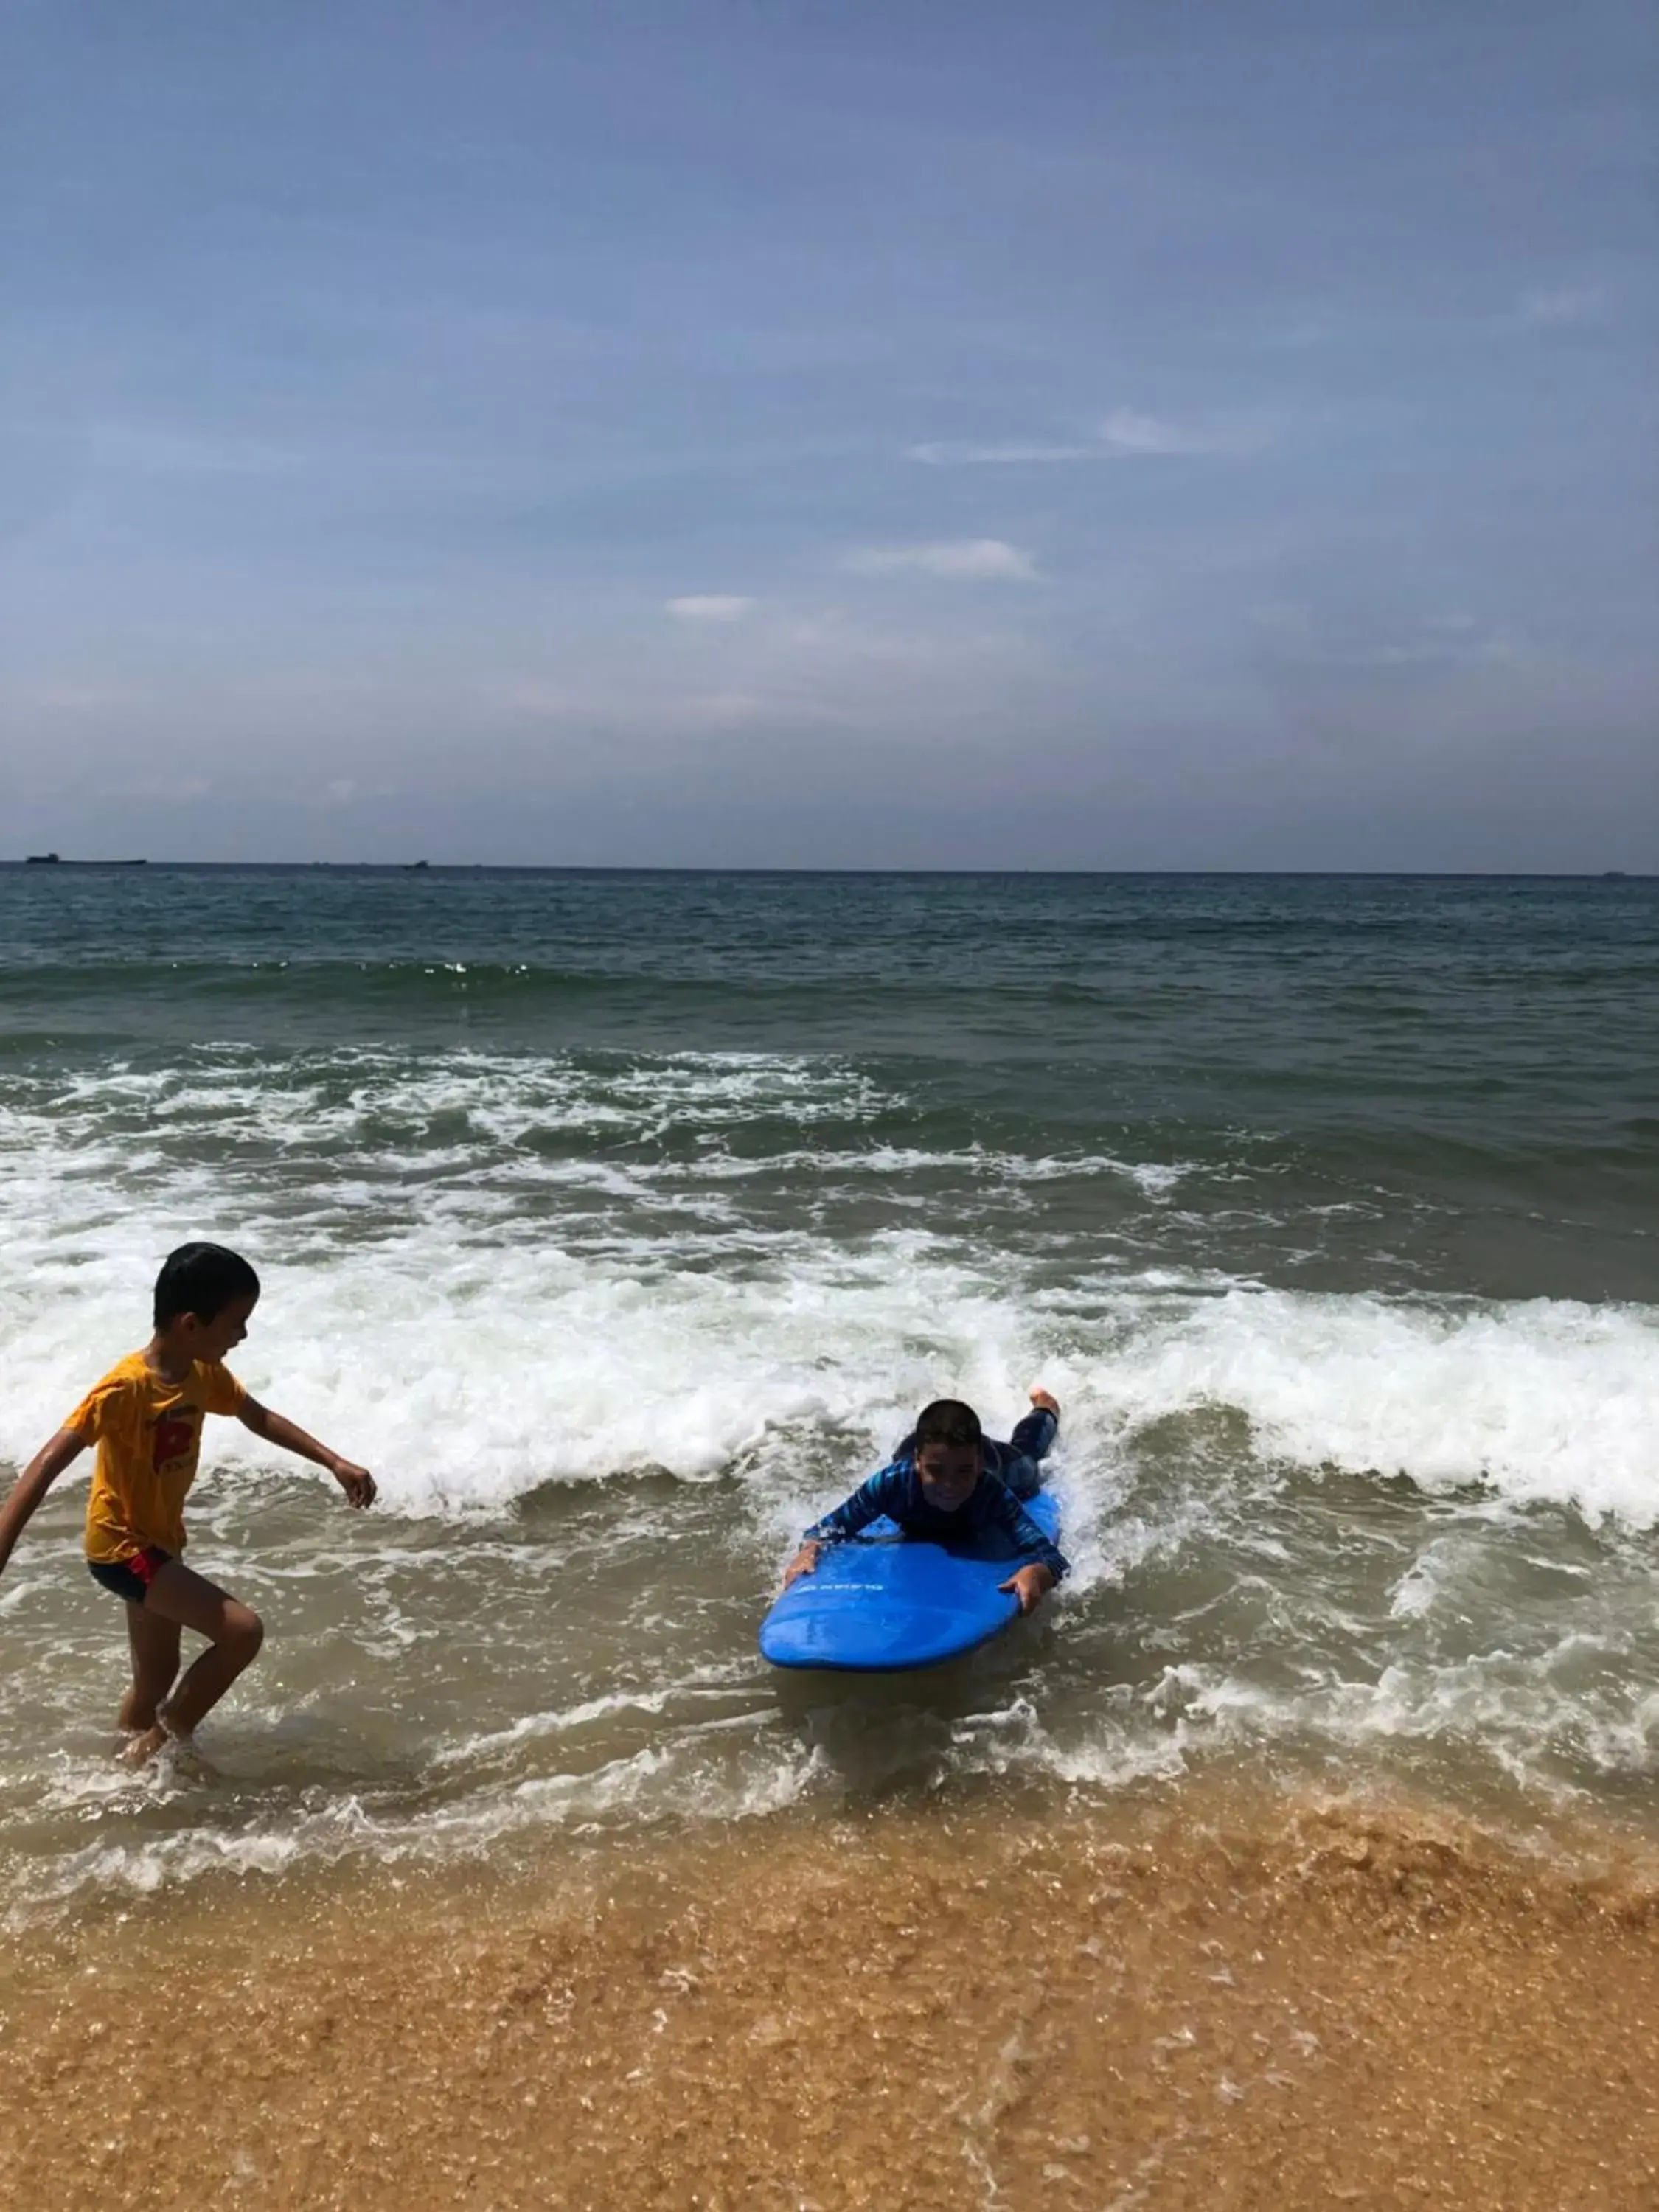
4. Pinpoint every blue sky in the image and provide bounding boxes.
[2,1,1654,867]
